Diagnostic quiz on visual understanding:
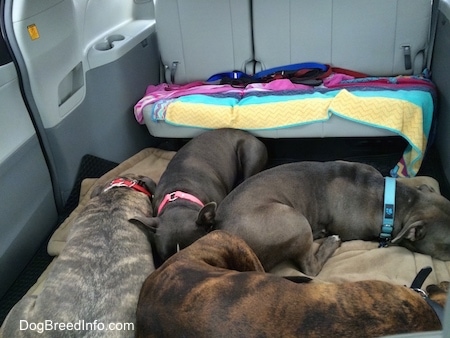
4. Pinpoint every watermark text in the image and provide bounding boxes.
[20,320,134,334]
